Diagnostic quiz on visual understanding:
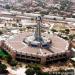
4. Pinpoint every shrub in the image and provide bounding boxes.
[9,59,18,66]
[25,68,35,75]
